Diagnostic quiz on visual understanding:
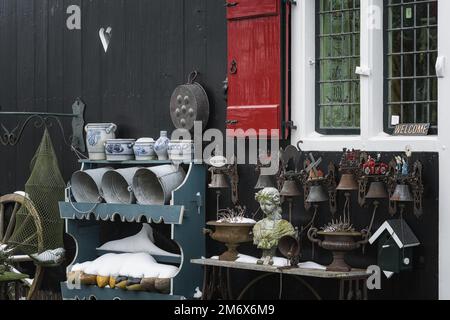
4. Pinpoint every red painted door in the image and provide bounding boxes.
[226,0,288,138]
